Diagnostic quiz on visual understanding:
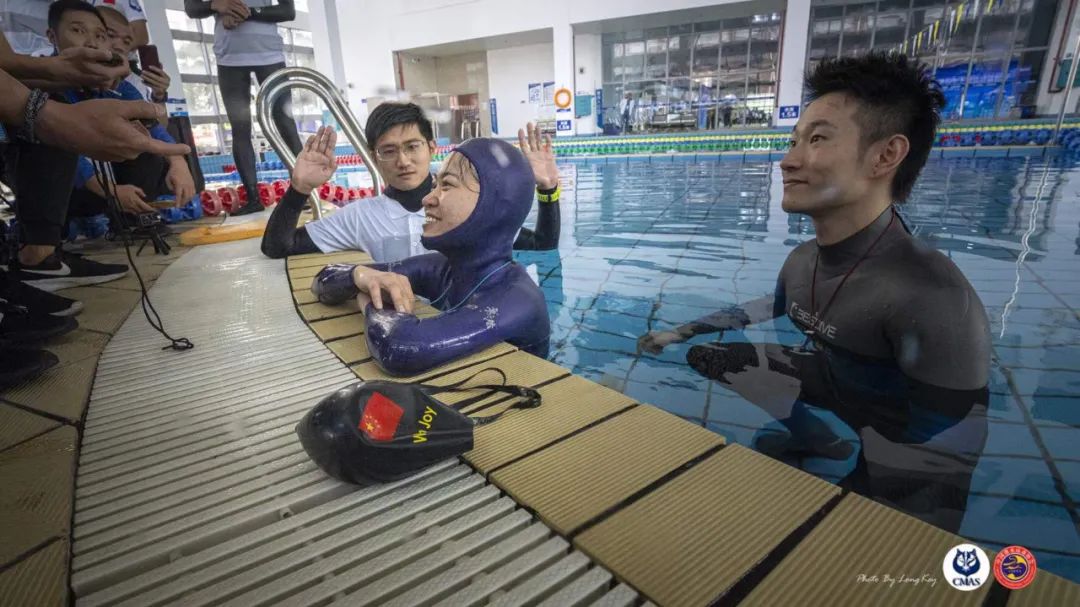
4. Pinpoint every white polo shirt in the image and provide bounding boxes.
[212,0,284,67]
[305,194,430,263]
[91,0,145,25]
